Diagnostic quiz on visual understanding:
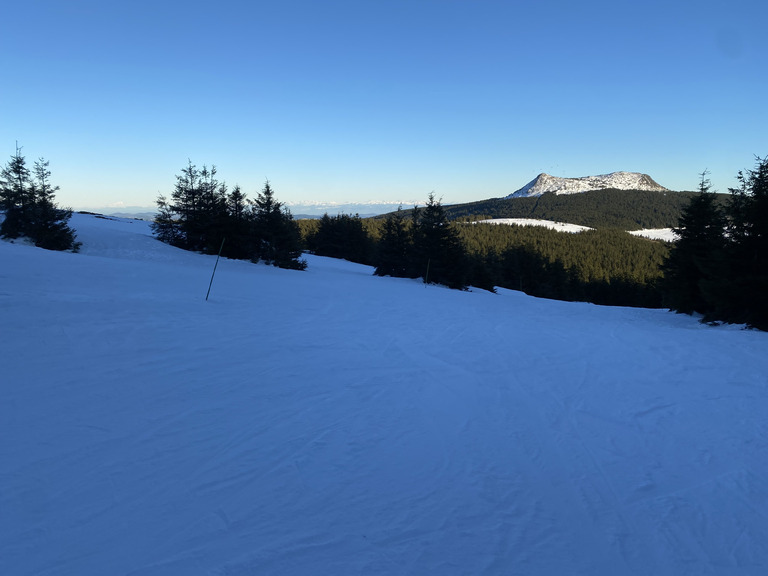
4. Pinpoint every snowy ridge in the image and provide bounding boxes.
[2,213,768,575]
[507,171,668,198]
